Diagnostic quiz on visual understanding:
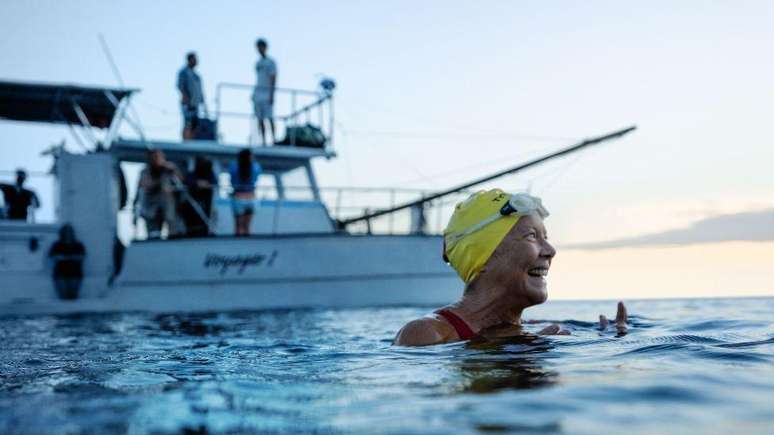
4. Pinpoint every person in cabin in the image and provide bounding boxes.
[229,149,262,236]
[137,149,183,239]
[252,38,278,146]
[0,169,40,221]
[394,189,628,346]
[177,51,205,140]
[181,156,217,237]
[48,223,86,300]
